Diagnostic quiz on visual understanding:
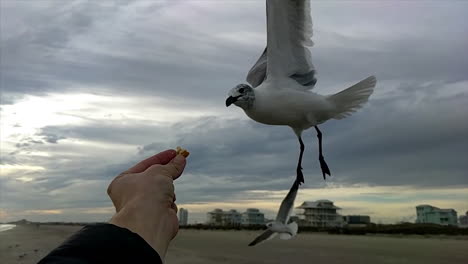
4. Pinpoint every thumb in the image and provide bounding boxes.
[160,154,186,180]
